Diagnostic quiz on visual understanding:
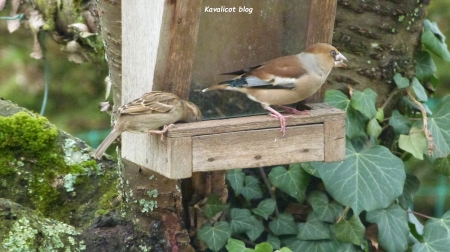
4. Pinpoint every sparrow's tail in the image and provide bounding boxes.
[93,129,121,159]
